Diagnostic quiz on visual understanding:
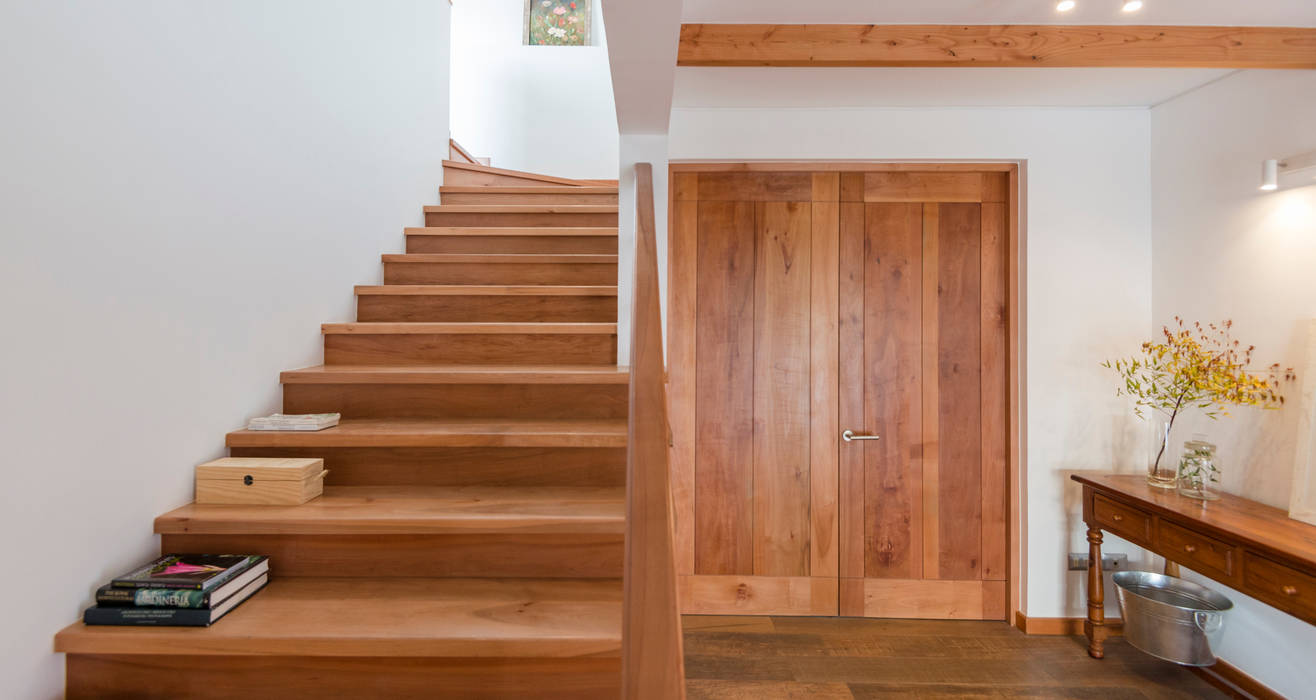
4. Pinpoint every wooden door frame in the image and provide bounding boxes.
[666,160,1027,623]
